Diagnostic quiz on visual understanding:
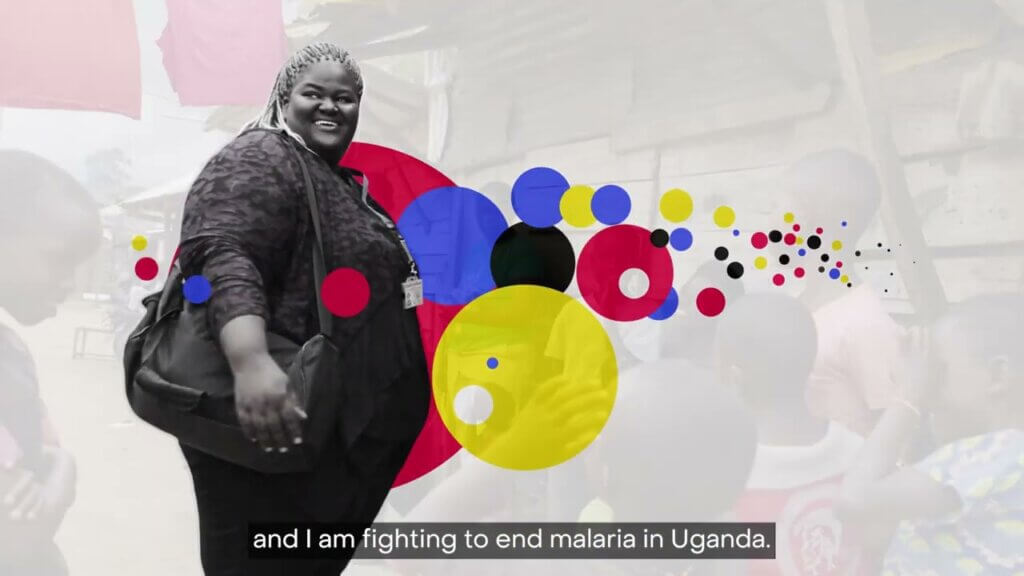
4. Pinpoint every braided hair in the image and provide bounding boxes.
[243,42,364,146]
